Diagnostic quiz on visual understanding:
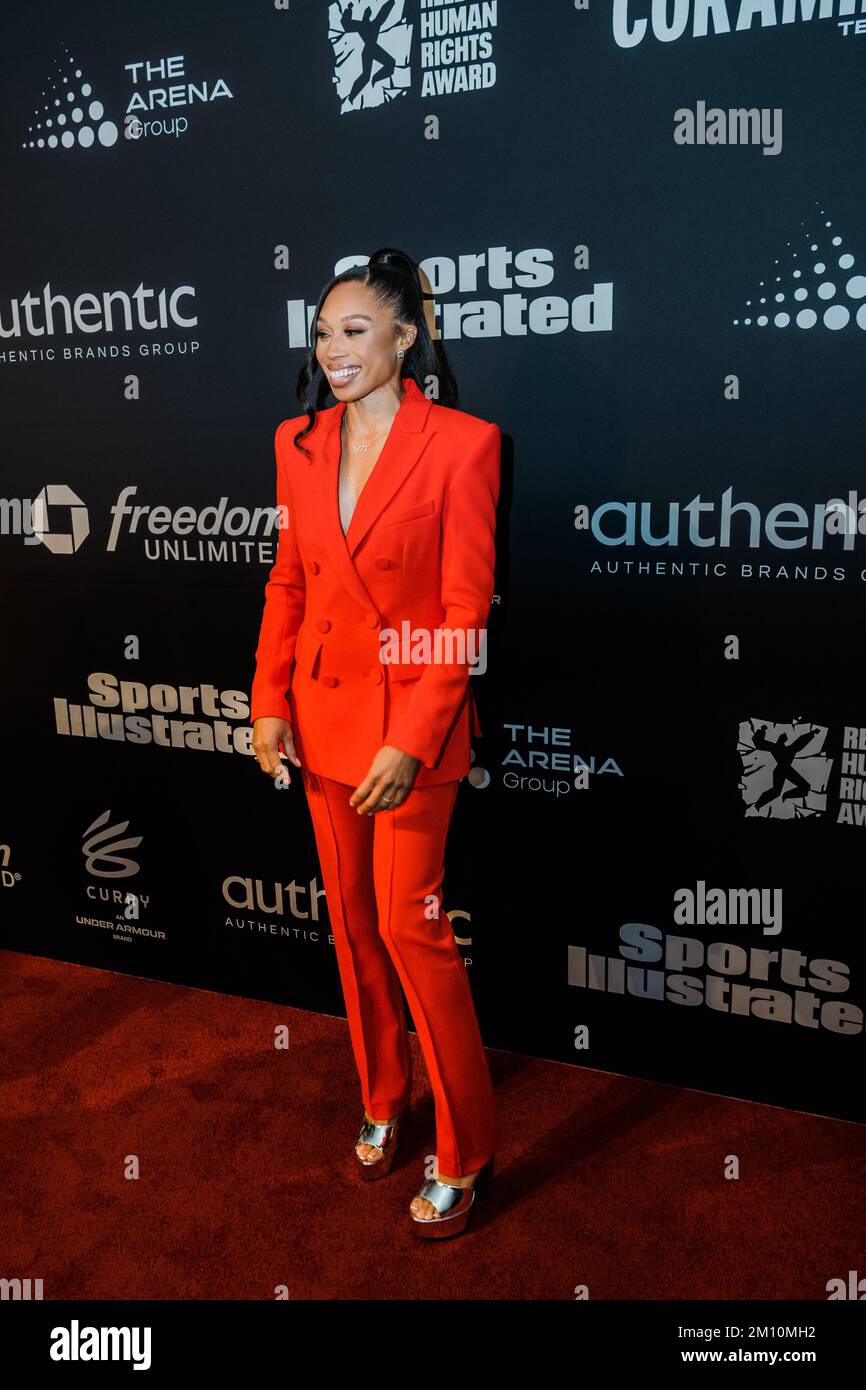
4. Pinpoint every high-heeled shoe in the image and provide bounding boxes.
[353,1110,403,1181]
[410,1155,495,1238]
